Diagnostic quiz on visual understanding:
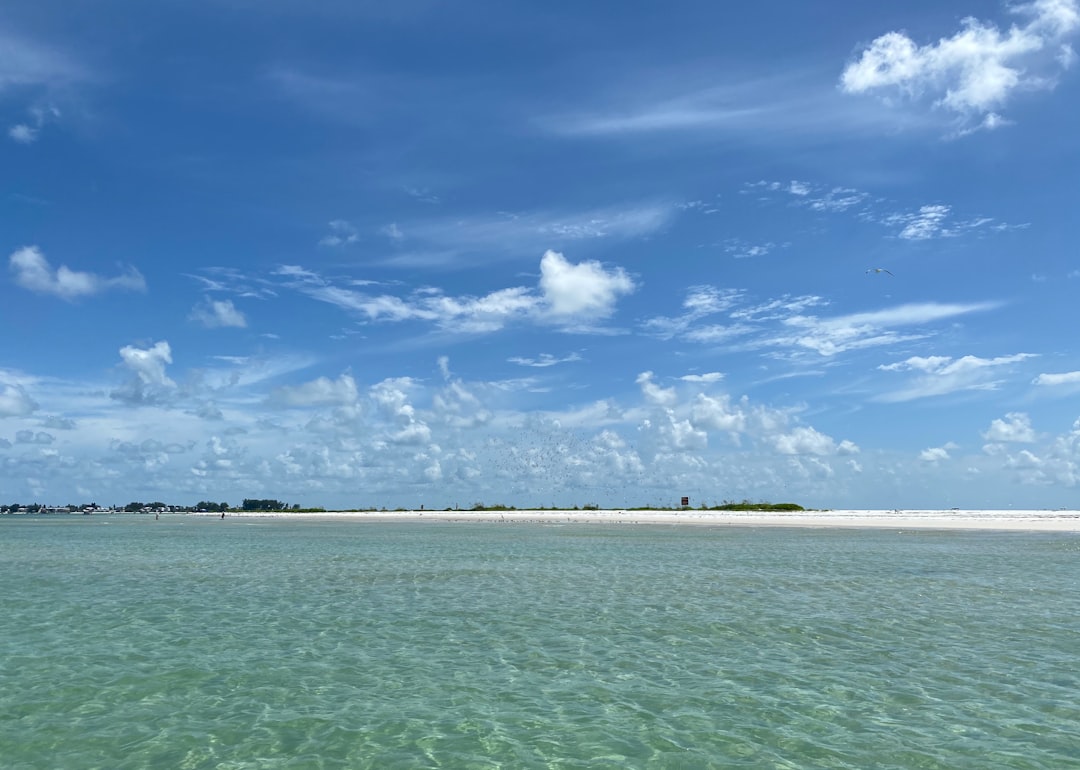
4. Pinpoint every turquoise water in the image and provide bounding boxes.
[2,517,1079,769]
